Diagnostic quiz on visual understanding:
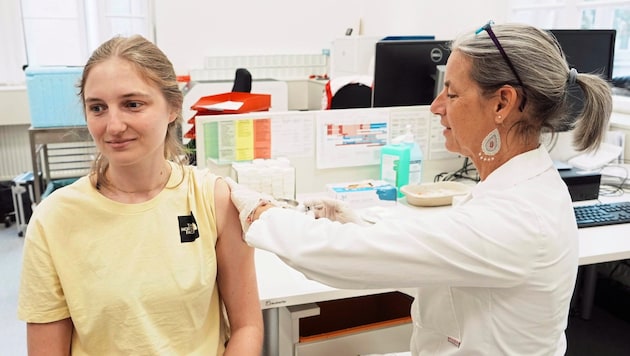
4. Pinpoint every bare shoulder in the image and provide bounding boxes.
[213,177,239,236]
[213,177,235,214]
